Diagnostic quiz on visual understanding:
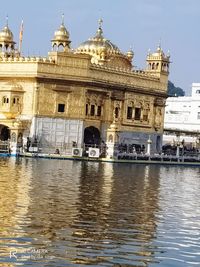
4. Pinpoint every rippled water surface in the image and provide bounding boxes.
[0,157,200,267]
